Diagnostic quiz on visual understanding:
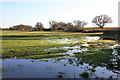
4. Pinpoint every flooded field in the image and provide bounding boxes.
[1,31,120,79]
